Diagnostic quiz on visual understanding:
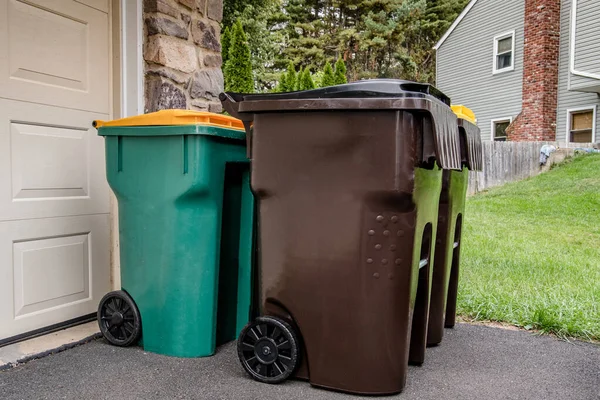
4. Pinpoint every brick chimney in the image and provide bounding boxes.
[507,0,561,141]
